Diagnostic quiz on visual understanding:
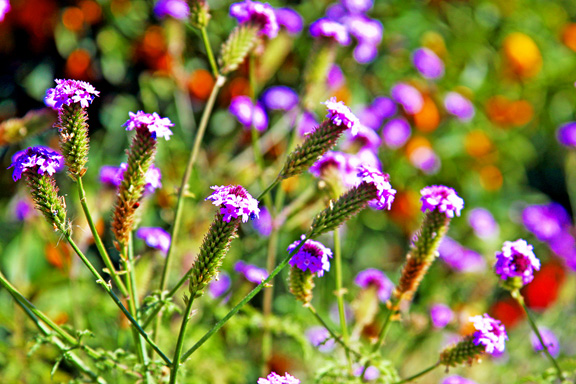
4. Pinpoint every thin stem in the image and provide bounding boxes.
[200,27,219,78]
[333,227,352,371]
[261,226,279,373]
[76,176,128,296]
[393,362,440,384]
[361,301,398,379]
[307,305,361,359]
[257,178,281,201]
[169,296,196,384]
